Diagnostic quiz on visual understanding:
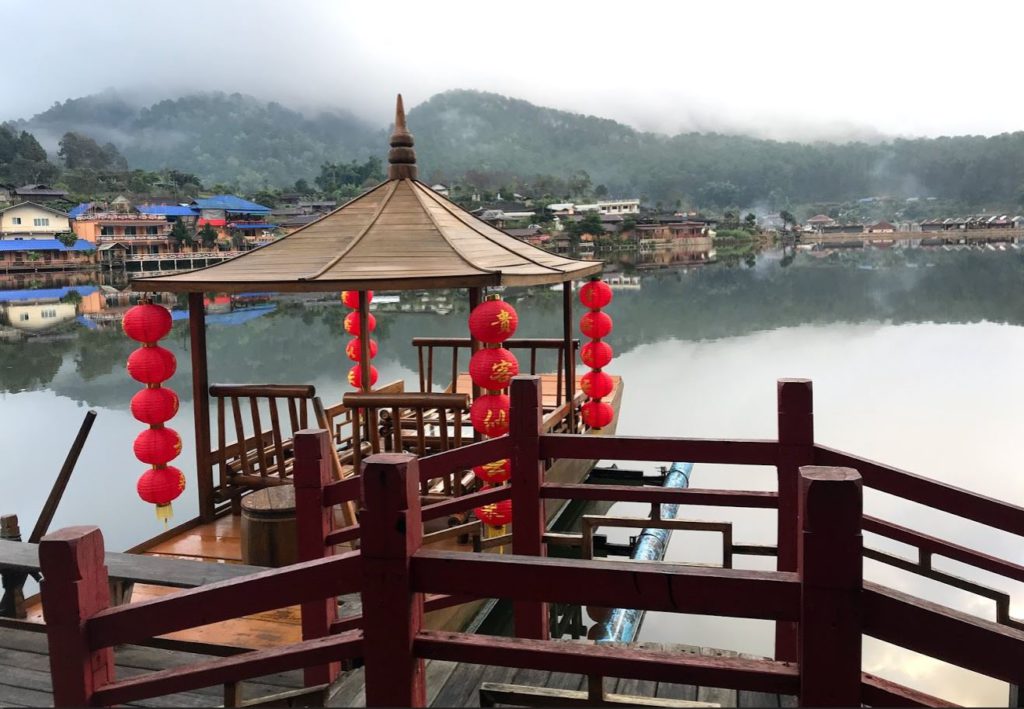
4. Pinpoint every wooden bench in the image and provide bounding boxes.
[0,539,269,616]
